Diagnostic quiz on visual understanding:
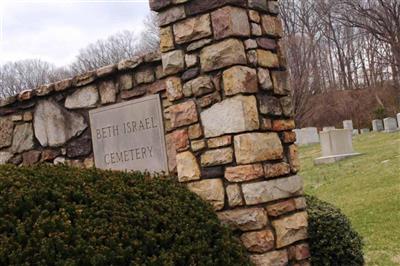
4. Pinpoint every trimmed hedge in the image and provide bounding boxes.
[0,164,251,266]
[307,195,364,266]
